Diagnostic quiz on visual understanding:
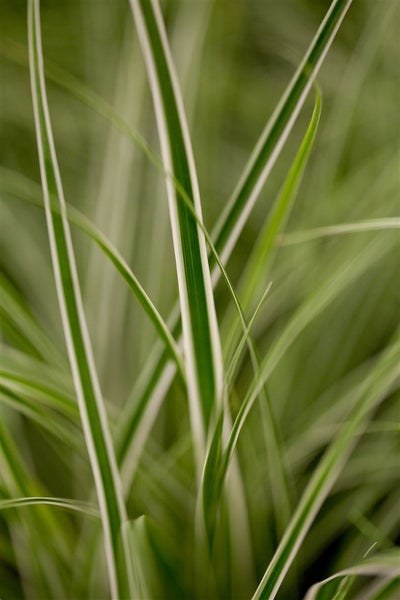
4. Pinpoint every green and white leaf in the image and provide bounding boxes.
[27,1,132,596]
